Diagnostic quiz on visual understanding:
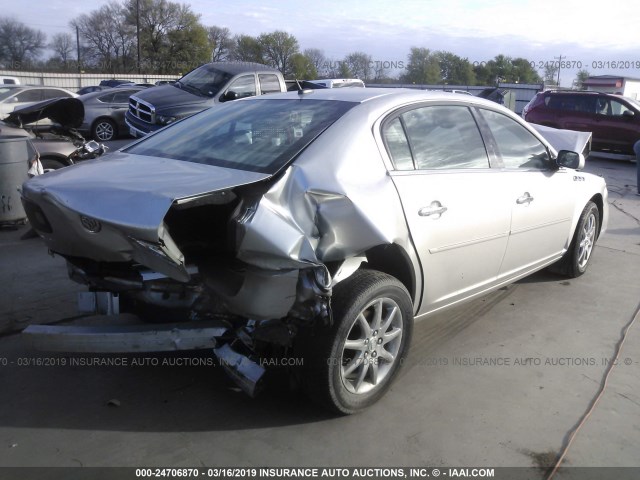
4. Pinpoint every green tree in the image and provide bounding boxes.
[434,51,475,84]
[230,34,264,63]
[574,69,590,90]
[122,0,208,73]
[473,55,541,85]
[402,47,440,84]
[289,52,317,79]
[259,30,299,76]
[544,64,559,86]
